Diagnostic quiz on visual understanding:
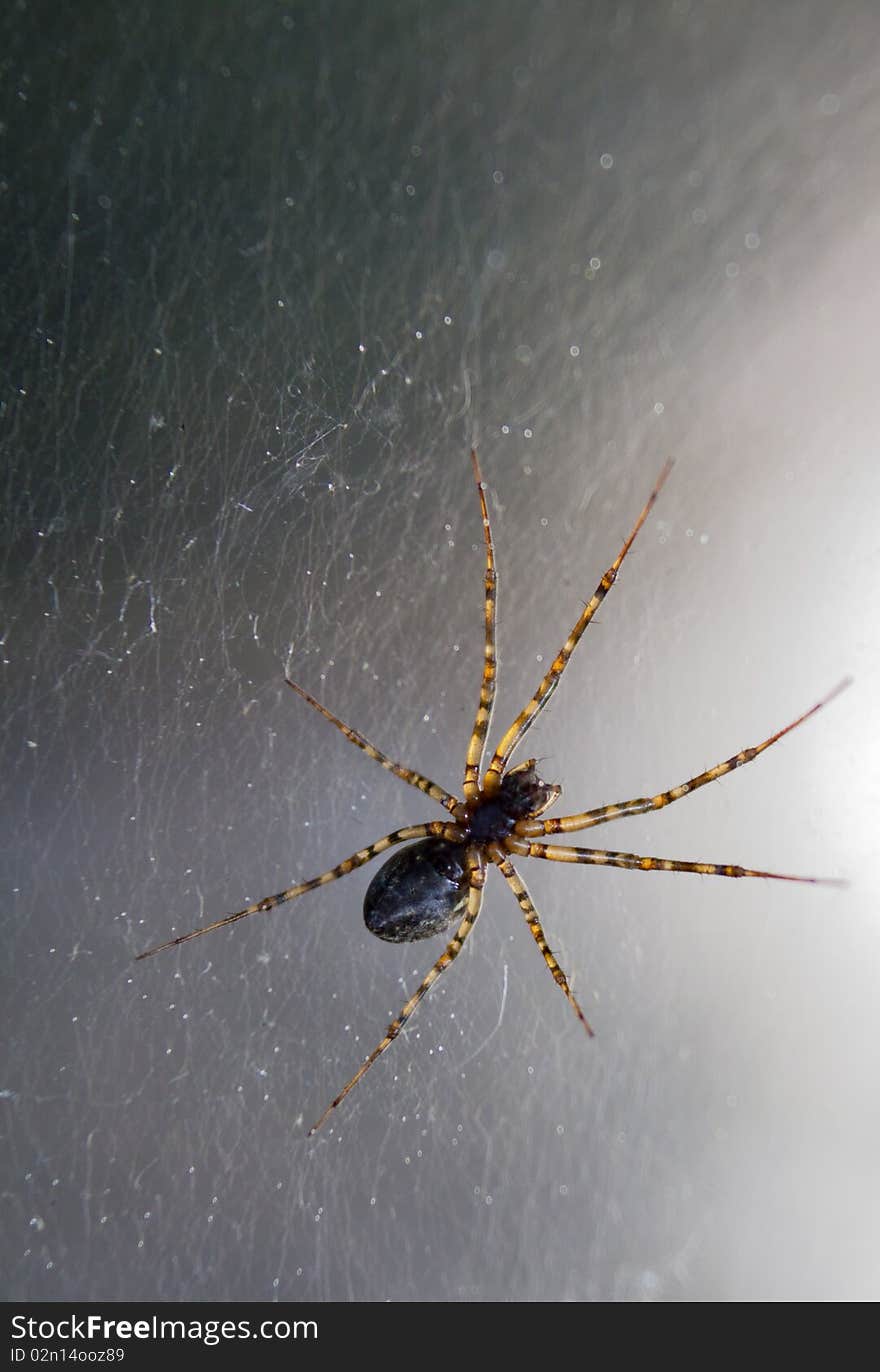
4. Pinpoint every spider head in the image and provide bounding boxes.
[498,758,561,820]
